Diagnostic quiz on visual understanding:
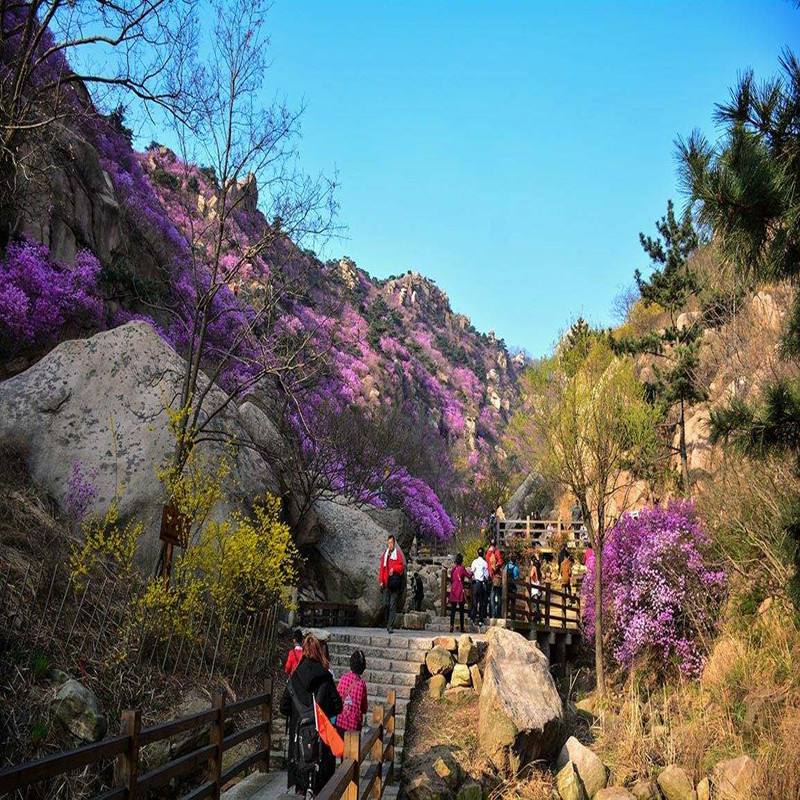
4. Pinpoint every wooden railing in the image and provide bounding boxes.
[495,518,587,549]
[0,681,273,799]
[317,690,397,800]
[298,601,358,628]
[439,567,581,634]
[502,571,580,632]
